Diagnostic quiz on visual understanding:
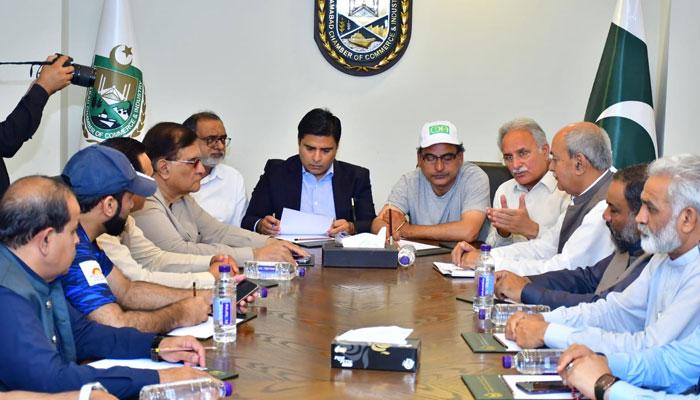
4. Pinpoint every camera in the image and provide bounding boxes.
[52,53,96,88]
